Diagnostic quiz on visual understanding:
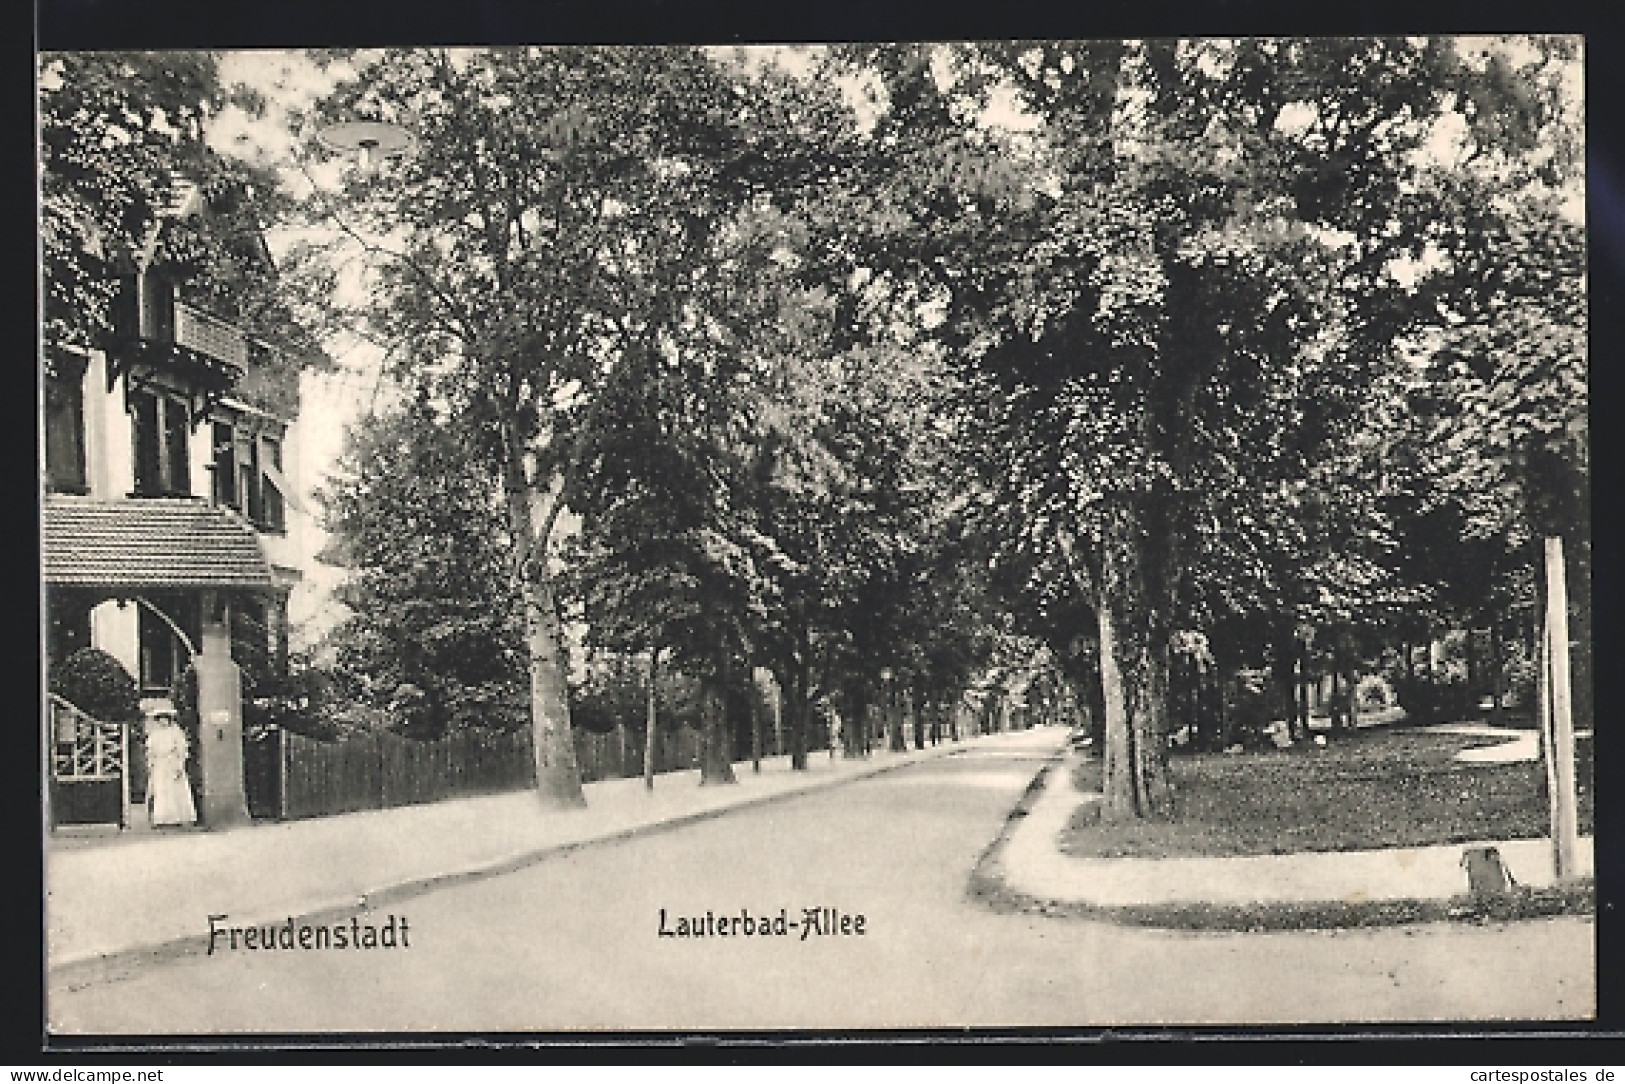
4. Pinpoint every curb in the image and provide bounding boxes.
[967,751,1598,933]
[965,744,1066,915]
[51,739,973,990]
